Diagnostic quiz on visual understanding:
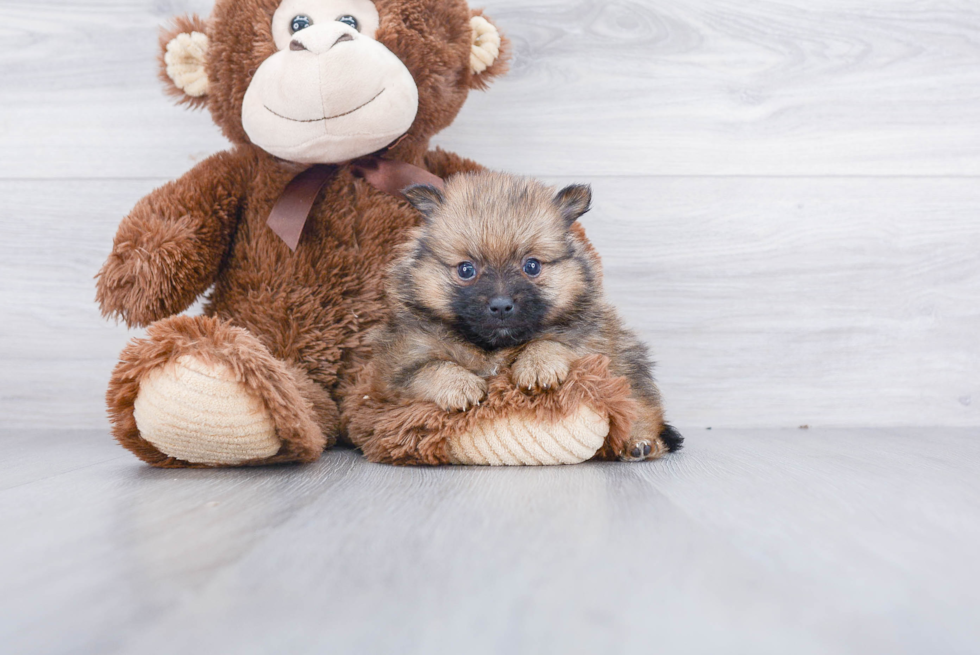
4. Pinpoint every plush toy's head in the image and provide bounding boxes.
[160,0,508,164]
